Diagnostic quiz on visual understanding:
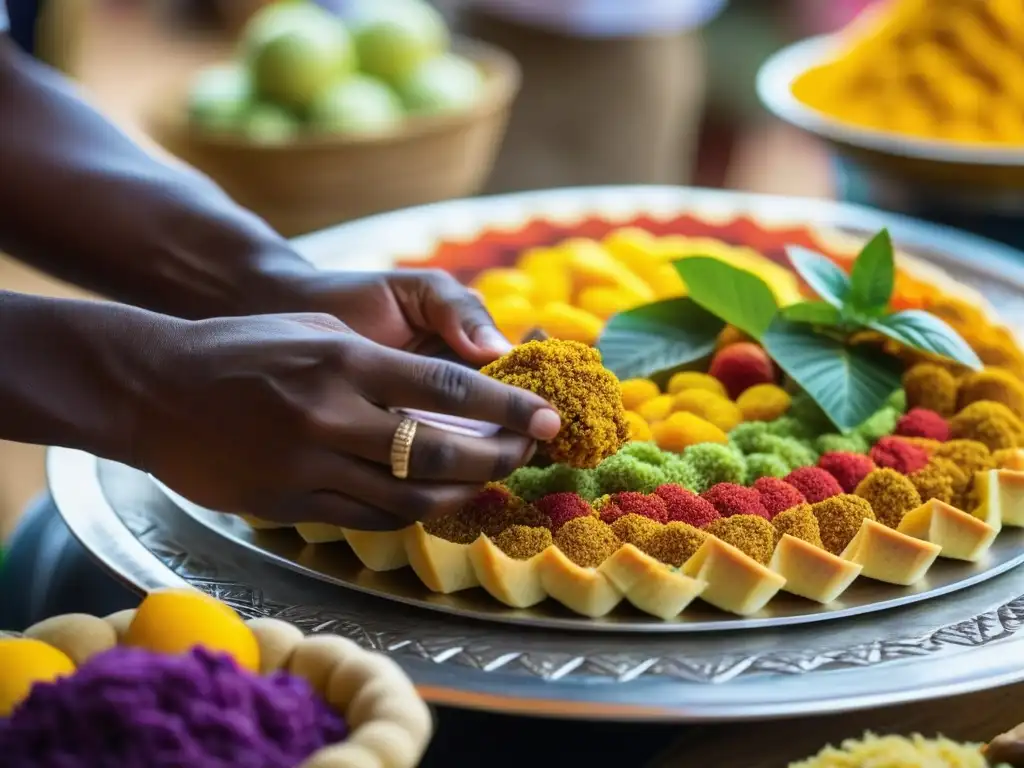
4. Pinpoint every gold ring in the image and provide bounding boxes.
[390,418,418,480]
